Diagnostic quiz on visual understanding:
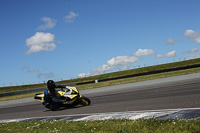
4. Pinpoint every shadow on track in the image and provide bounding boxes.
[43,104,91,112]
